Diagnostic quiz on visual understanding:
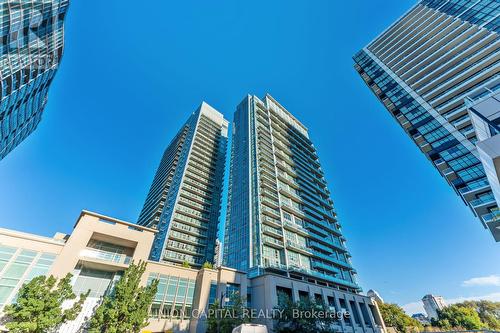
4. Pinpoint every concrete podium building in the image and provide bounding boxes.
[0,0,69,160]
[354,0,500,241]
[0,211,385,333]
